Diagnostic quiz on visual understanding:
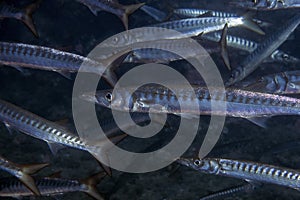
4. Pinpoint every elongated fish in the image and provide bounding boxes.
[0,42,123,86]
[199,183,258,200]
[178,157,300,191]
[226,13,300,86]
[123,38,217,63]
[83,84,300,120]
[0,172,106,200]
[232,0,300,10]
[0,1,40,37]
[202,32,300,64]
[0,99,126,175]
[244,70,300,94]
[76,0,144,30]
[173,8,269,27]
[0,155,48,196]
[152,16,265,38]
[174,8,237,18]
